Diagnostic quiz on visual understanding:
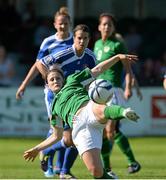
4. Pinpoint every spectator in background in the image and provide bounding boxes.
[124,24,142,54]
[0,45,15,86]
[21,1,37,28]
[160,50,166,79]
[138,57,162,86]
[0,0,22,51]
